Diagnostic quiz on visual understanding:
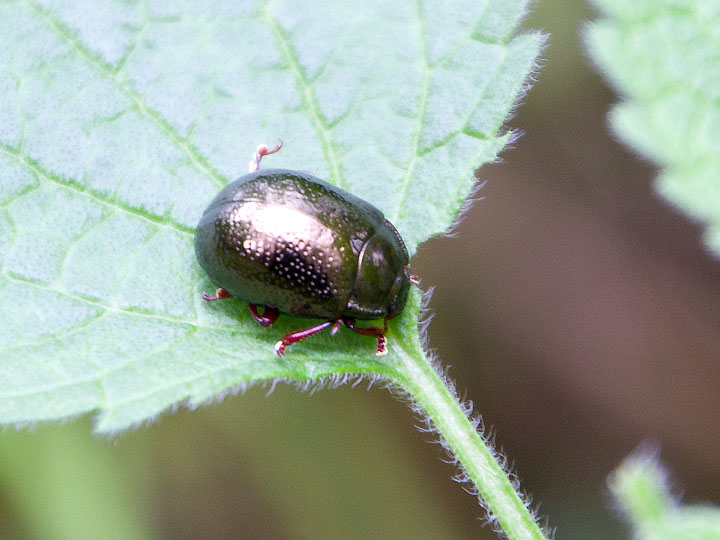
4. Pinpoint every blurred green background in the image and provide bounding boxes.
[3,2,720,539]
